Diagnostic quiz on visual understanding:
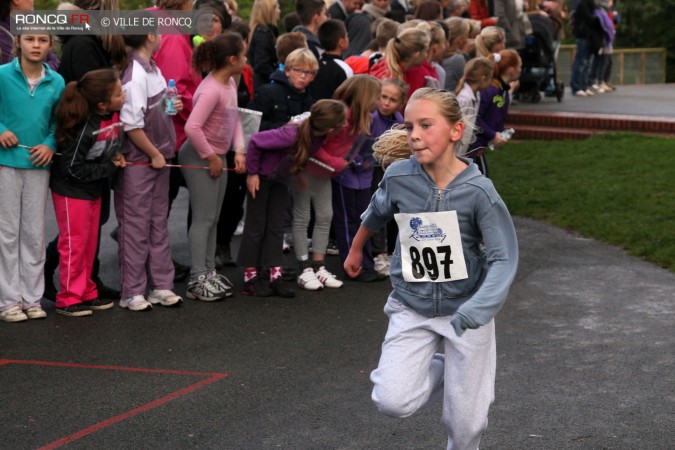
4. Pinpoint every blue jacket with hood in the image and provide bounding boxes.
[361,156,519,335]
